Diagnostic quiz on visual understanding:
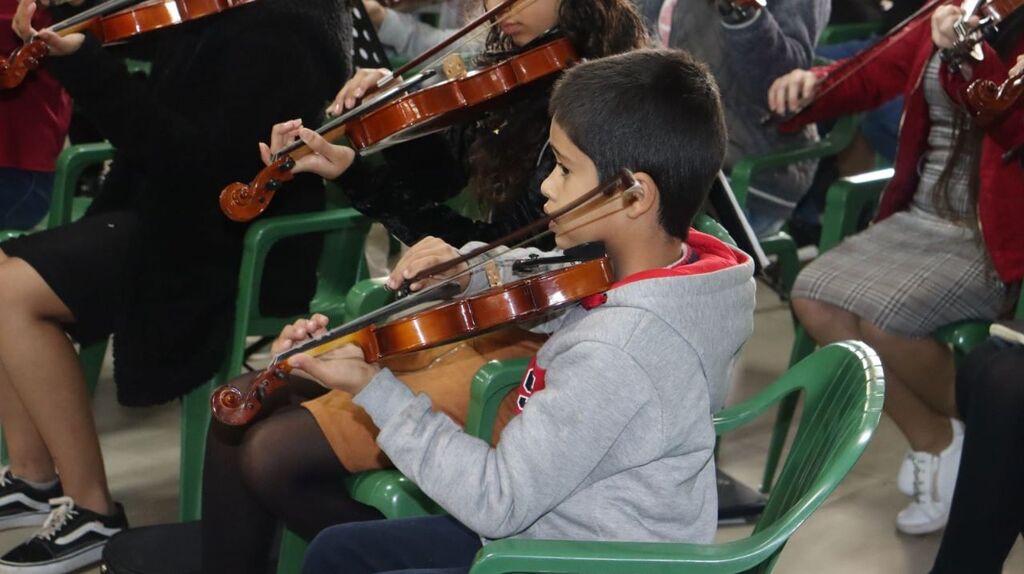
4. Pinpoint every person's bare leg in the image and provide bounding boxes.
[0,250,112,514]
[859,320,957,417]
[792,297,863,344]
[859,319,953,454]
